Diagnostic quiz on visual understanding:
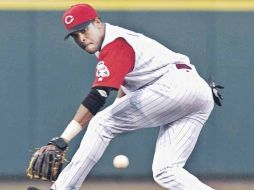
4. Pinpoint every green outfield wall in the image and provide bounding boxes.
[0,4,254,178]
